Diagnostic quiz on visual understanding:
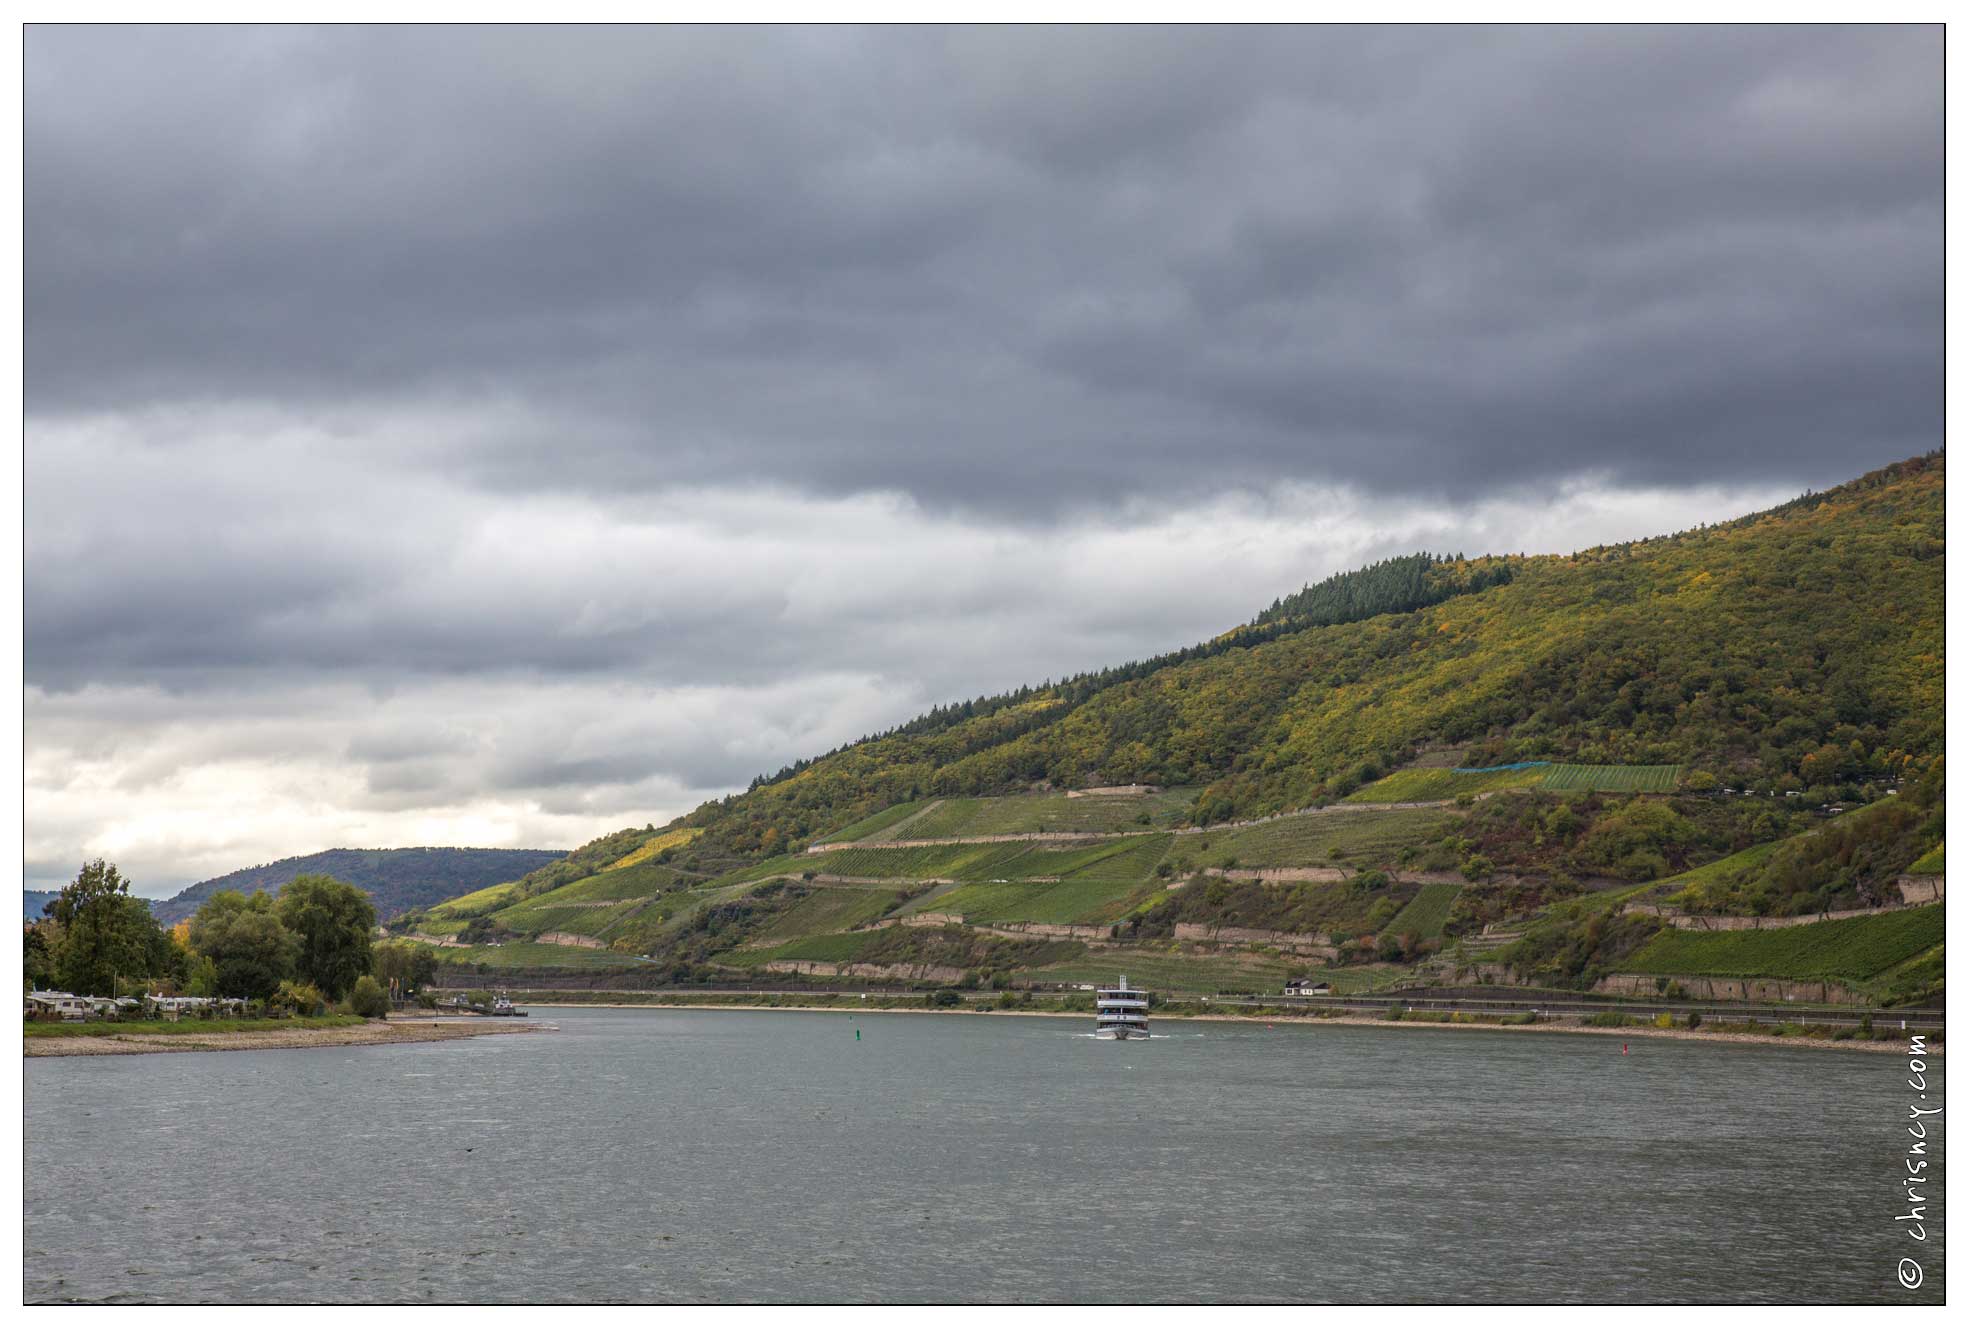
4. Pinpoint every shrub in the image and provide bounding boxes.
[268,980,326,1018]
[349,975,391,1019]
[1685,1011,1702,1030]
